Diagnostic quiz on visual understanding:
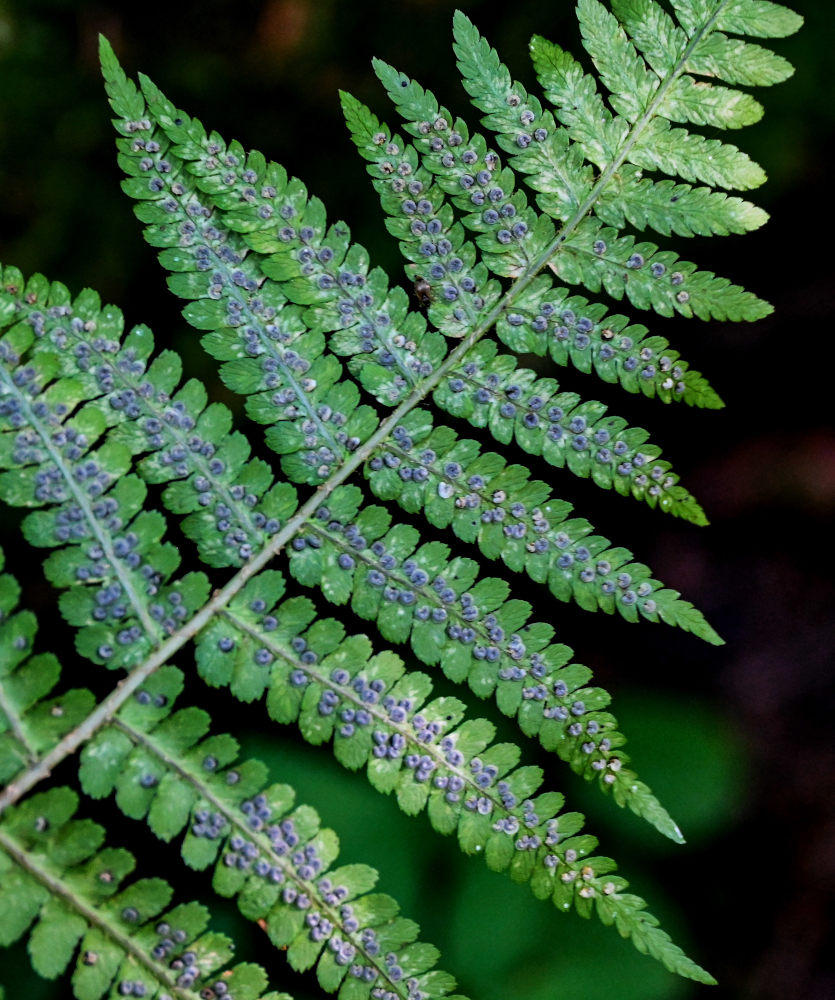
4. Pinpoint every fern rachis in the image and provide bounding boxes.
[0,2,802,998]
